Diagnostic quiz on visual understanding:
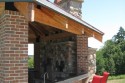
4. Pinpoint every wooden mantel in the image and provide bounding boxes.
[14,2,103,42]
